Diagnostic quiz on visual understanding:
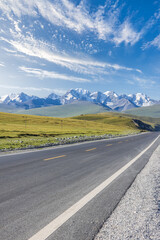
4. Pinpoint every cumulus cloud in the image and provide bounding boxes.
[19,66,91,83]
